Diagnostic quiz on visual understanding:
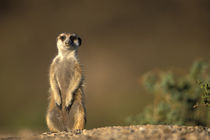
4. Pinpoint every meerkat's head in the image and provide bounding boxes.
[56,32,82,53]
